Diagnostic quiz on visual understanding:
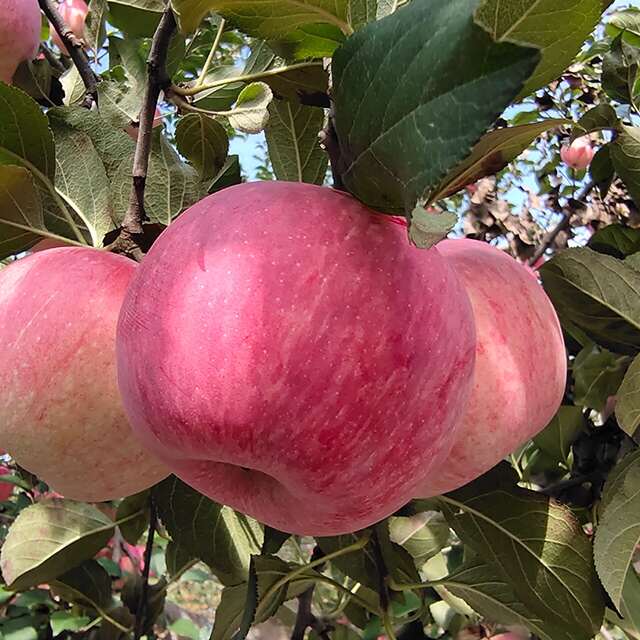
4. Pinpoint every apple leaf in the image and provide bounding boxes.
[429,119,568,202]
[533,406,586,463]
[49,612,90,637]
[50,115,115,248]
[594,450,640,608]
[0,499,114,592]
[116,490,150,546]
[475,0,611,98]
[610,126,640,209]
[0,83,55,180]
[540,248,640,355]
[572,344,629,412]
[52,560,112,610]
[165,541,196,578]
[331,0,539,216]
[175,114,229,182]
[265,99,327,184]
[589,224,640,259]
[226,82,273,134]
[440,558,558,640]
[616,354,640,437]
[439,464,605,640]
[0,165,45,260]
[107,0,164,38]
[389,512,450,566]
[209,155,242,194]
[171,0,349,58]
[153,476,263,587]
